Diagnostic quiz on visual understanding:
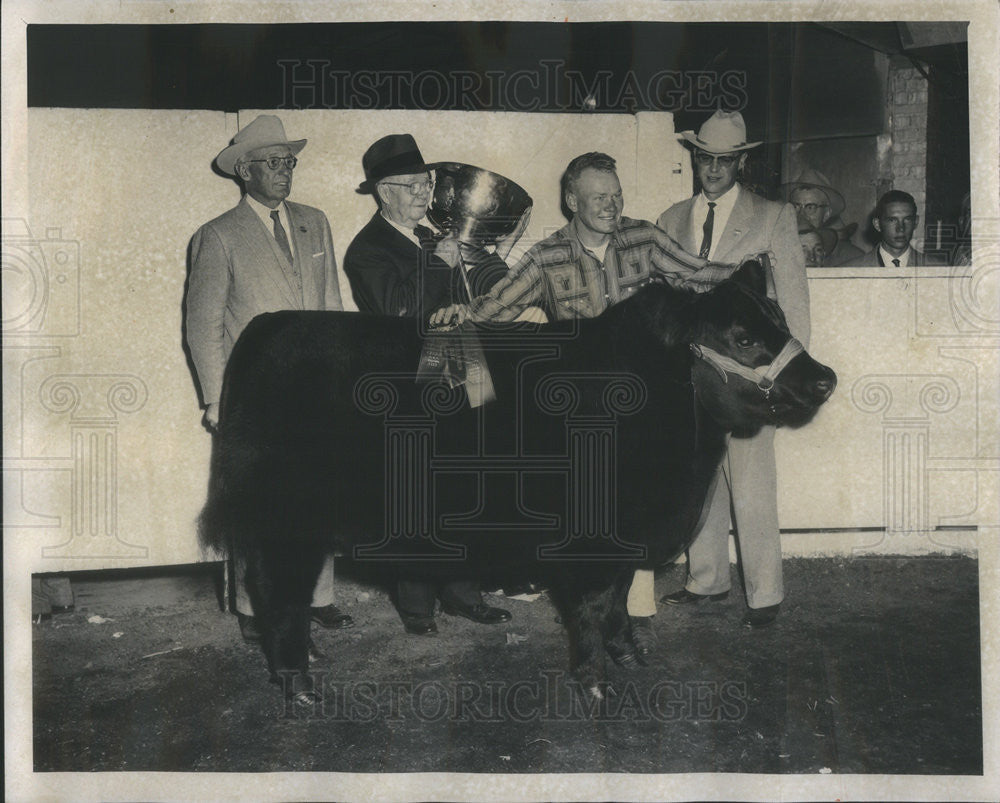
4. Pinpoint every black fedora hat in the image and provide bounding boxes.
[356,133,441,194]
